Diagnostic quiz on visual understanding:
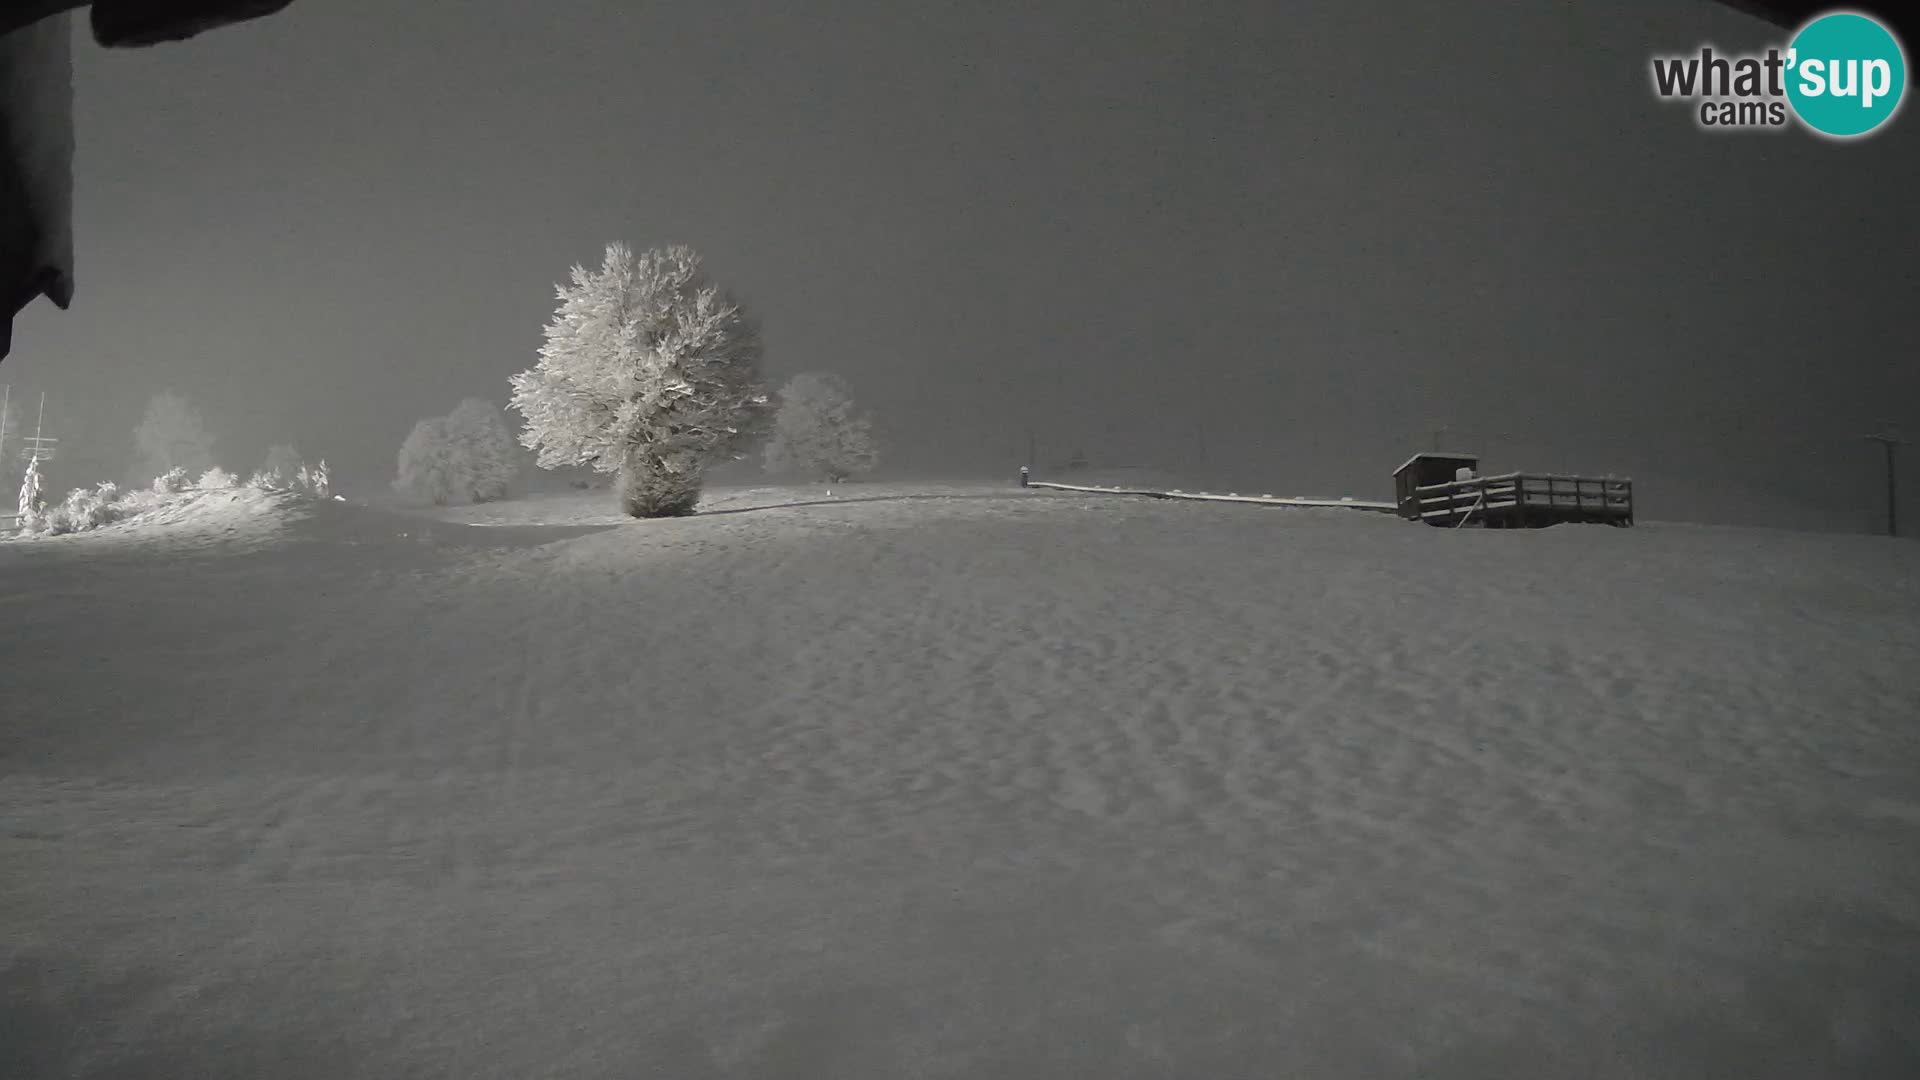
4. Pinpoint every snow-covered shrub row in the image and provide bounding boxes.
[39,482,128,535]
[16,460,331,539]
[247,459,331,496]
